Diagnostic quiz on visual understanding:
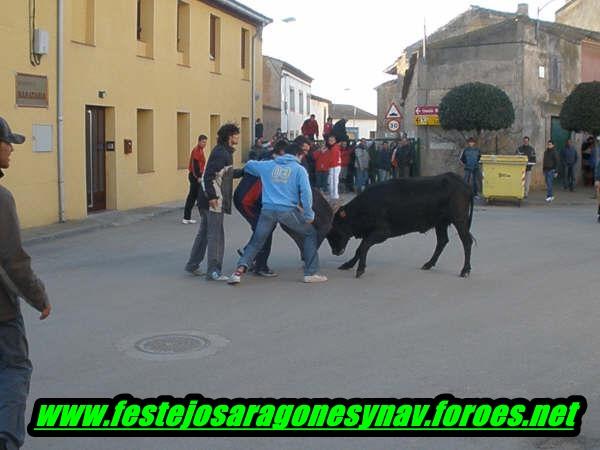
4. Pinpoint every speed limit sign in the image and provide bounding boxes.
[387,119,400,132]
